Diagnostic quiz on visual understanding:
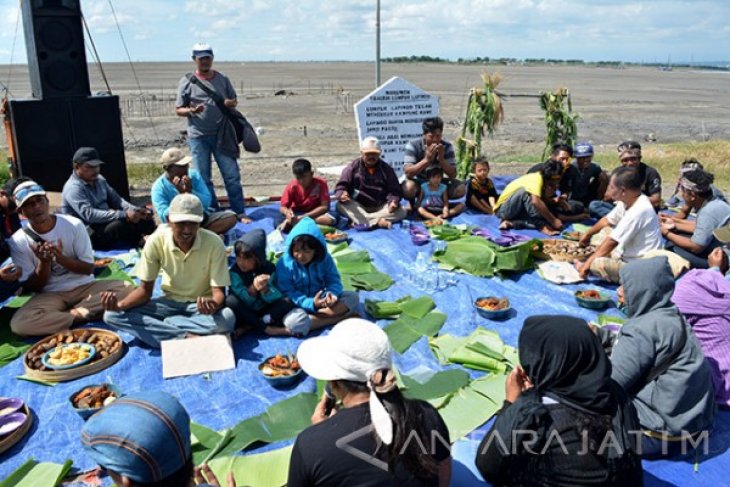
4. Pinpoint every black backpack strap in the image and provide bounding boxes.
[185,72,228,113]
[22,226,45,244]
